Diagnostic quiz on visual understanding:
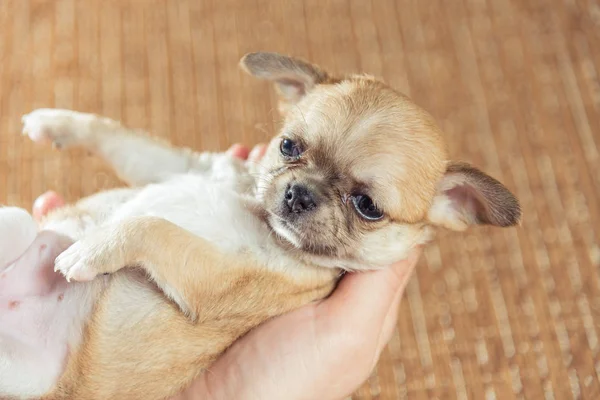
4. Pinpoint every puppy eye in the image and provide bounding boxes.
[280,138,303,158]
[351,194,384,221]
